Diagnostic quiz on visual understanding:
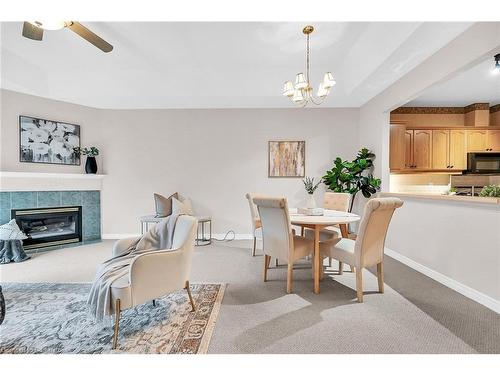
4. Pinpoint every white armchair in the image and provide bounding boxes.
[109,215,198,349]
